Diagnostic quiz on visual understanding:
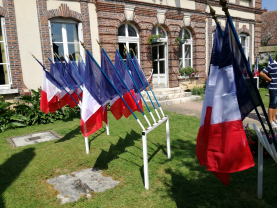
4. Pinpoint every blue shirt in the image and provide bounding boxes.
[262,62,277,90]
